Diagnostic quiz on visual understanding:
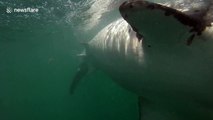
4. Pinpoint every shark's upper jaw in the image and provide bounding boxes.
[119,0,210,45]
